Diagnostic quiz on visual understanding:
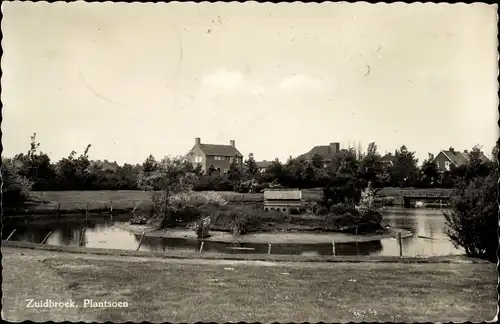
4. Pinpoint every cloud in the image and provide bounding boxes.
[200,69,266,98]
[278,74,324,92]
